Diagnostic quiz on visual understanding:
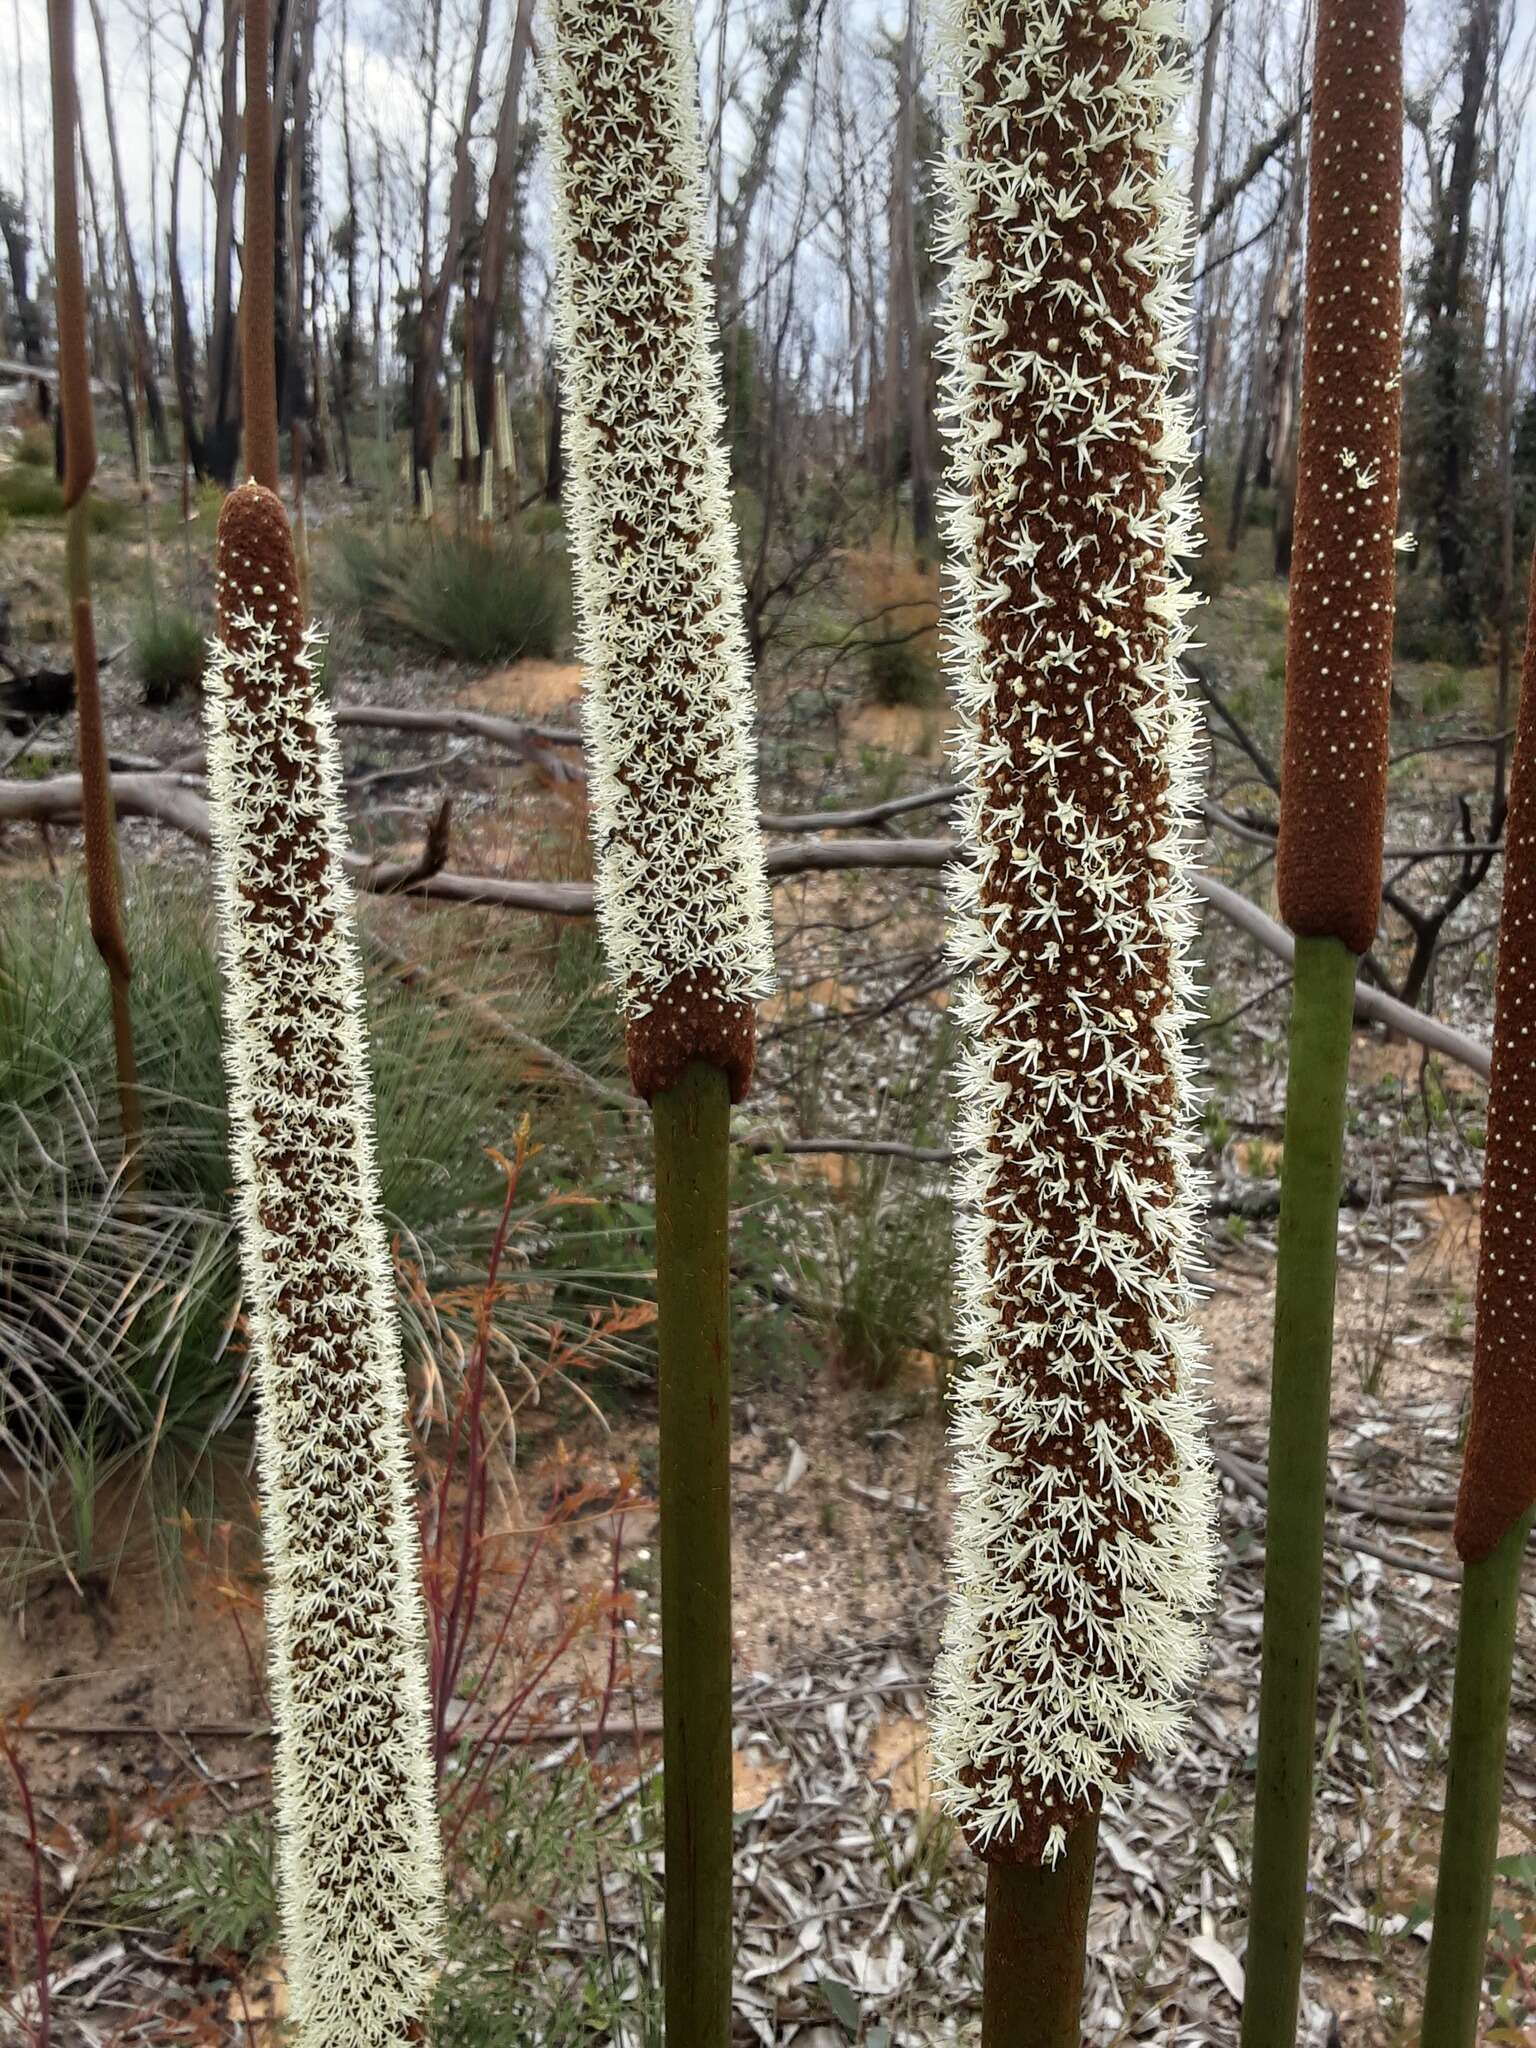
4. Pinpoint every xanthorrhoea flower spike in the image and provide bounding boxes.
[1458,571,1536,1563]
[1273,0,1403,958]
[547,0,773,1105]
[204,481,442,2046]
[1239,6,1404,2042]
[929,0,1218,1875]
[1421,547,1536,2048]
